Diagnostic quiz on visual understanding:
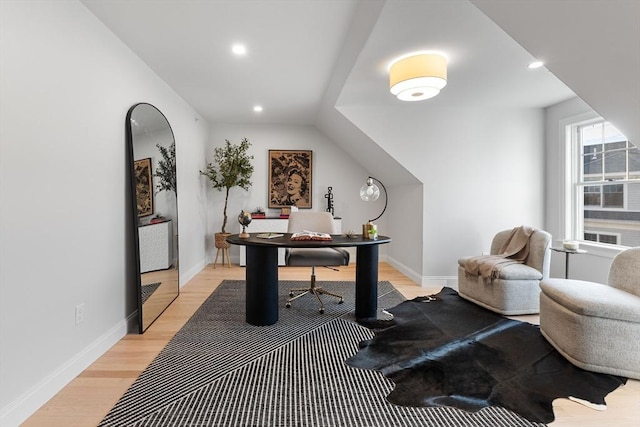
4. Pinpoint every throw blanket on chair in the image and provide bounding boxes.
[465,226,535,281]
